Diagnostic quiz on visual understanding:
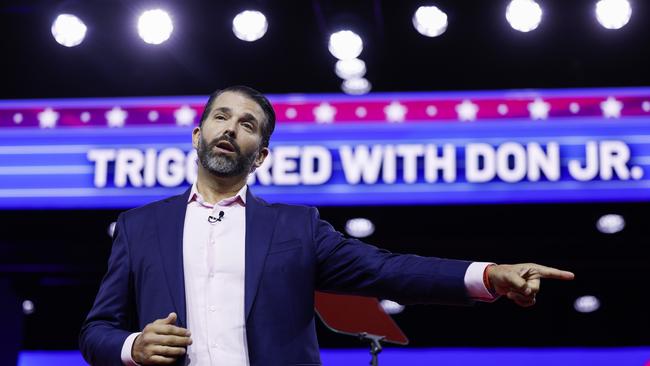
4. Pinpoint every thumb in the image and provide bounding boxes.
[505,271,528,293]
[153,312,177,325]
